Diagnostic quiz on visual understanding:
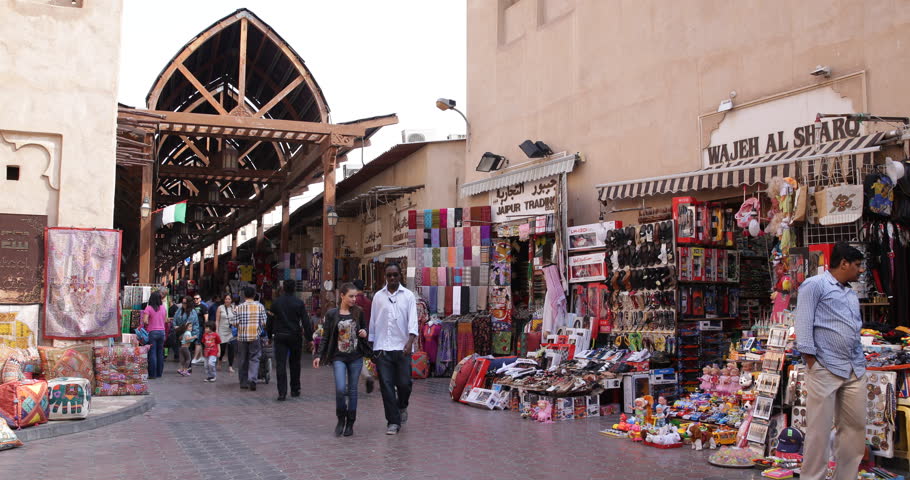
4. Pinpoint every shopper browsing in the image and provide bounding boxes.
[216,295,237,373]
[268,280,311,401]
[141,291,167,379]
[369,263,418,435]
[795,242,866,480]
[314,283,370,436]
[202,322,221,383]
[235,286,267,391]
